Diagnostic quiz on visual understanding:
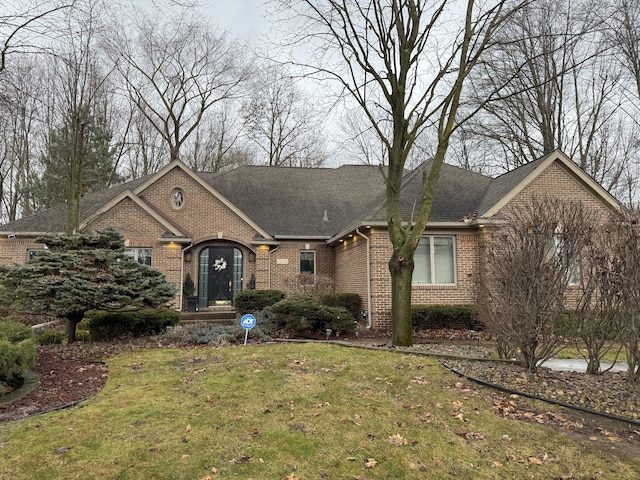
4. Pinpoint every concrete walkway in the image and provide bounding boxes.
[541,358,627,373]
